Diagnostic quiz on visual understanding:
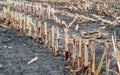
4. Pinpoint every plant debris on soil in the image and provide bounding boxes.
[0,0,120,75]
[0,28,65,75]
